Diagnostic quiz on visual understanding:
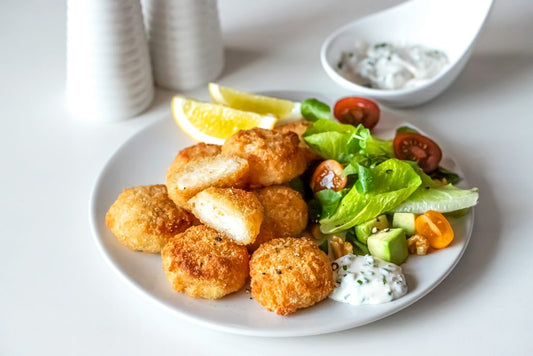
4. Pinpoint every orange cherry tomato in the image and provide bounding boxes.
[311,159,347,193]
[414,210,454,249]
